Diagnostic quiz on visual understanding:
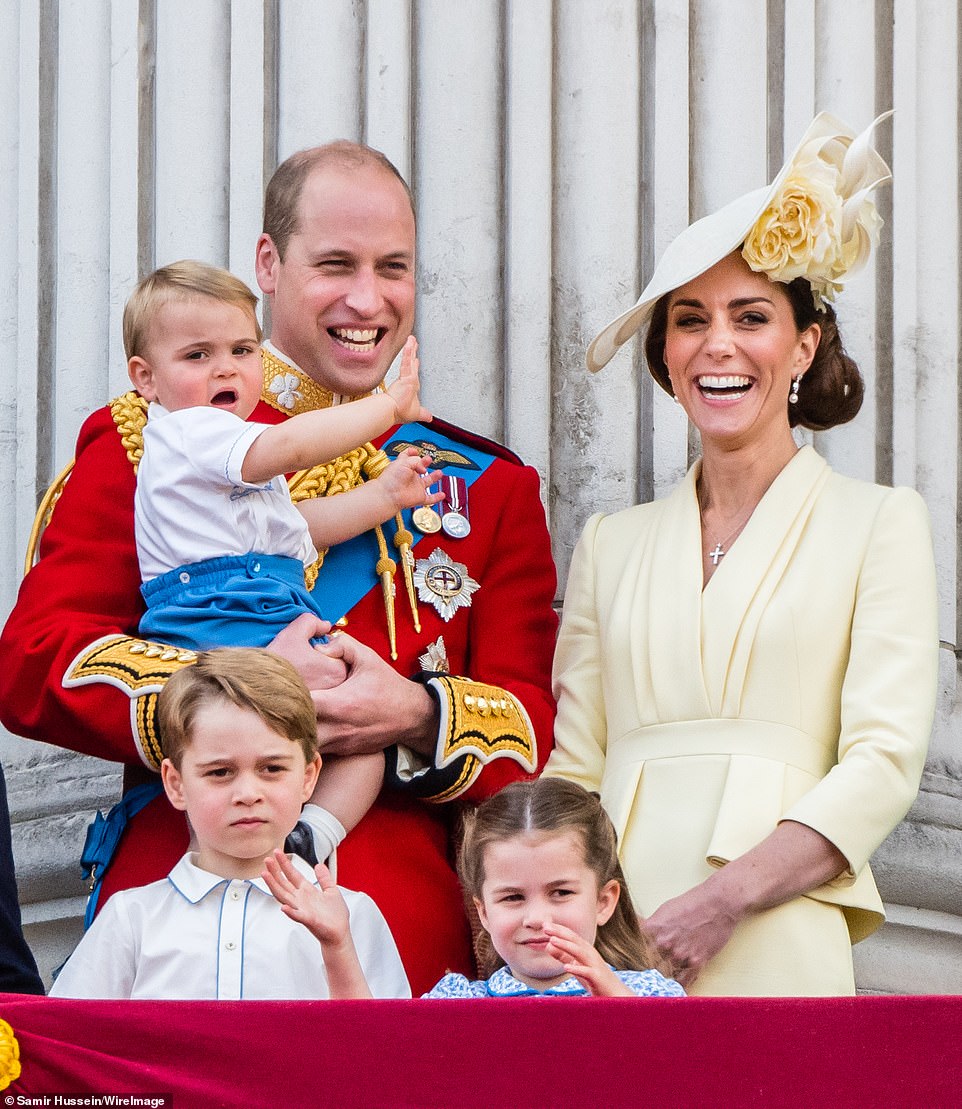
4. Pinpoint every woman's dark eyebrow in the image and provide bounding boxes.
[669,296,775,310]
